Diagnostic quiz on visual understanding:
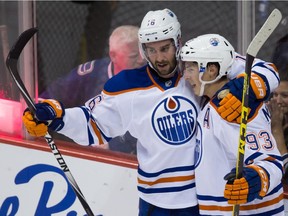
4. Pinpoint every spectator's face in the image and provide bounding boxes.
[113,41,146,75]
[144,39,177,77]
[273,81,288,114]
